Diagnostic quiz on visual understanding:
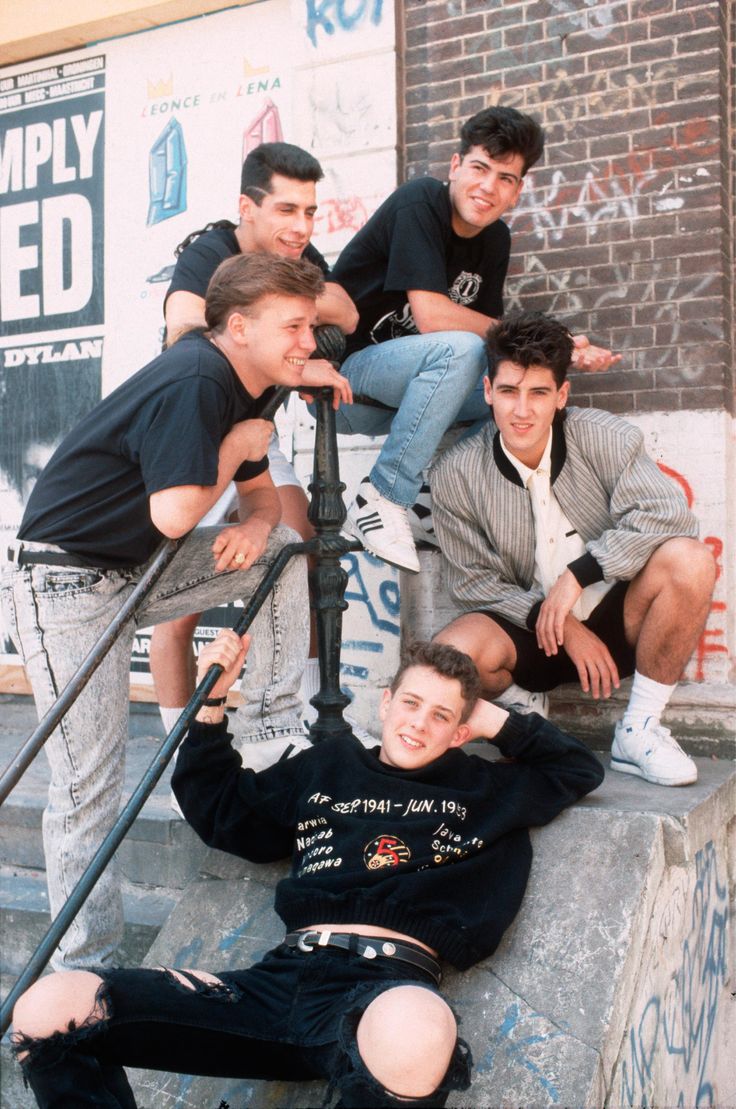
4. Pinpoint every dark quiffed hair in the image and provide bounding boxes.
[486,312,574,387]
[459,106,545,176]
[240,141,323,201]
[205,254,325,332]
[391,641,481,723]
